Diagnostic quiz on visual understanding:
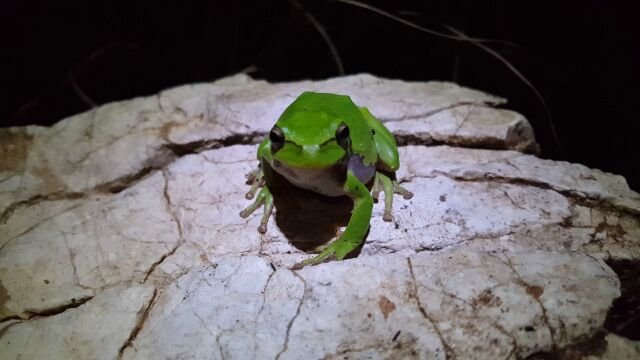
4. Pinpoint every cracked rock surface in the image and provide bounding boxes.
[1,74,639,359]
